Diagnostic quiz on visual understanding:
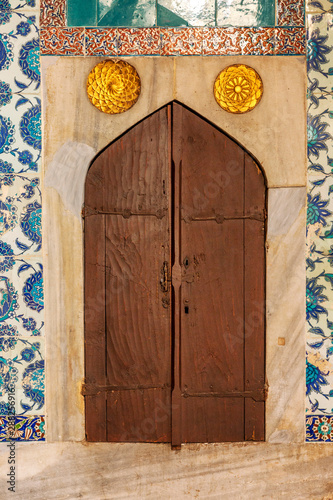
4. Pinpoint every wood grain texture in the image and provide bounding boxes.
[244,154,266,441]
[182,398,244,443]
[107,389,171,442]
[181,221,244,393]
[84,215,106,441]
[105,216,171,388]
[85,102,266,444]
[85,107,169,215]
